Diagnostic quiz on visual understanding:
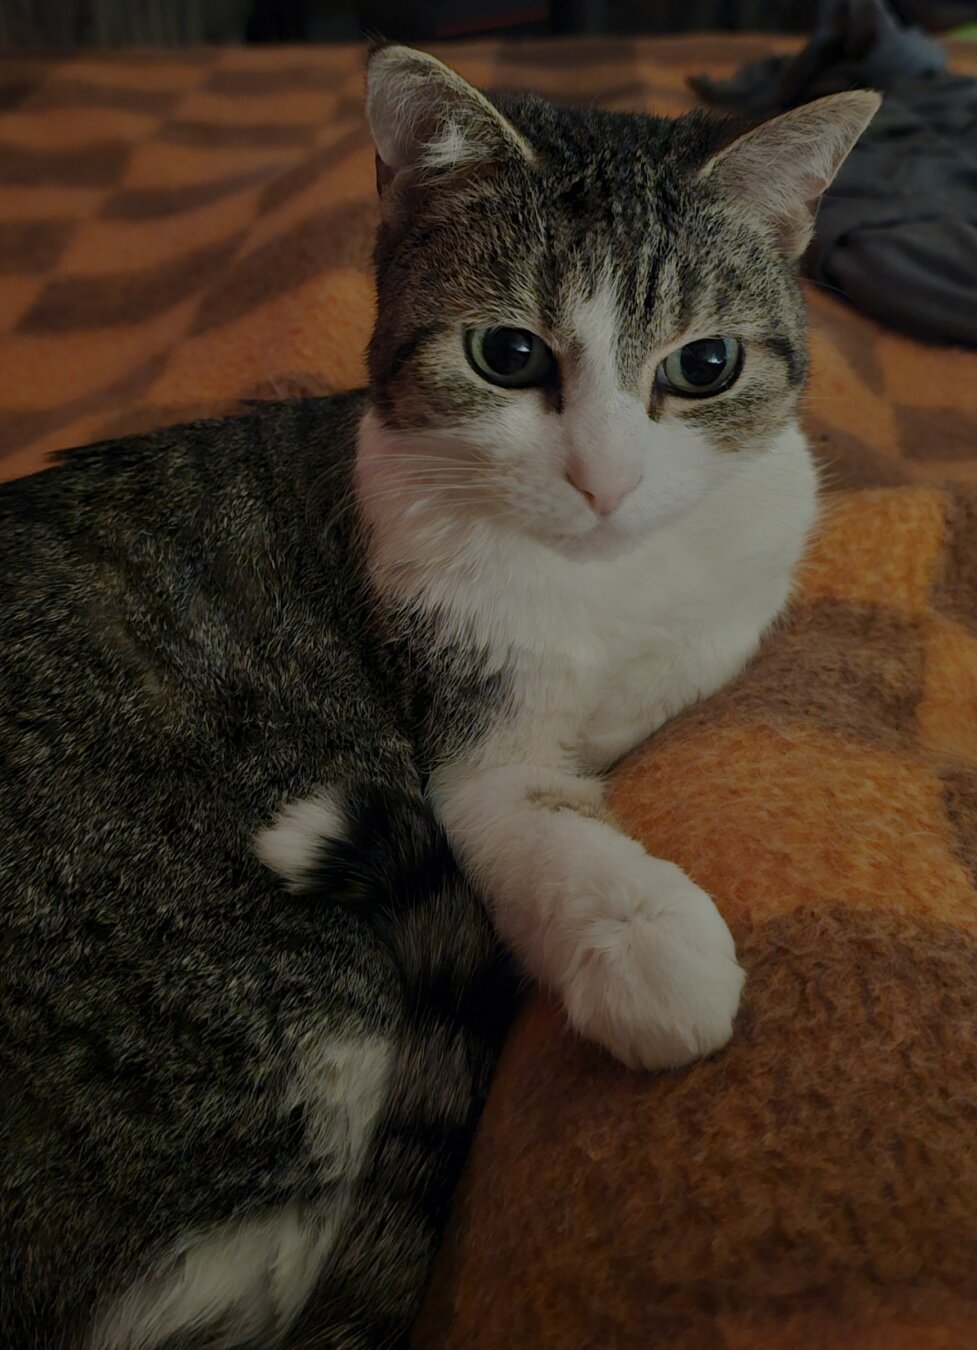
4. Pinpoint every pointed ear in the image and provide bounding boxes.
[699,91,881,258]
[365,44,533,198]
